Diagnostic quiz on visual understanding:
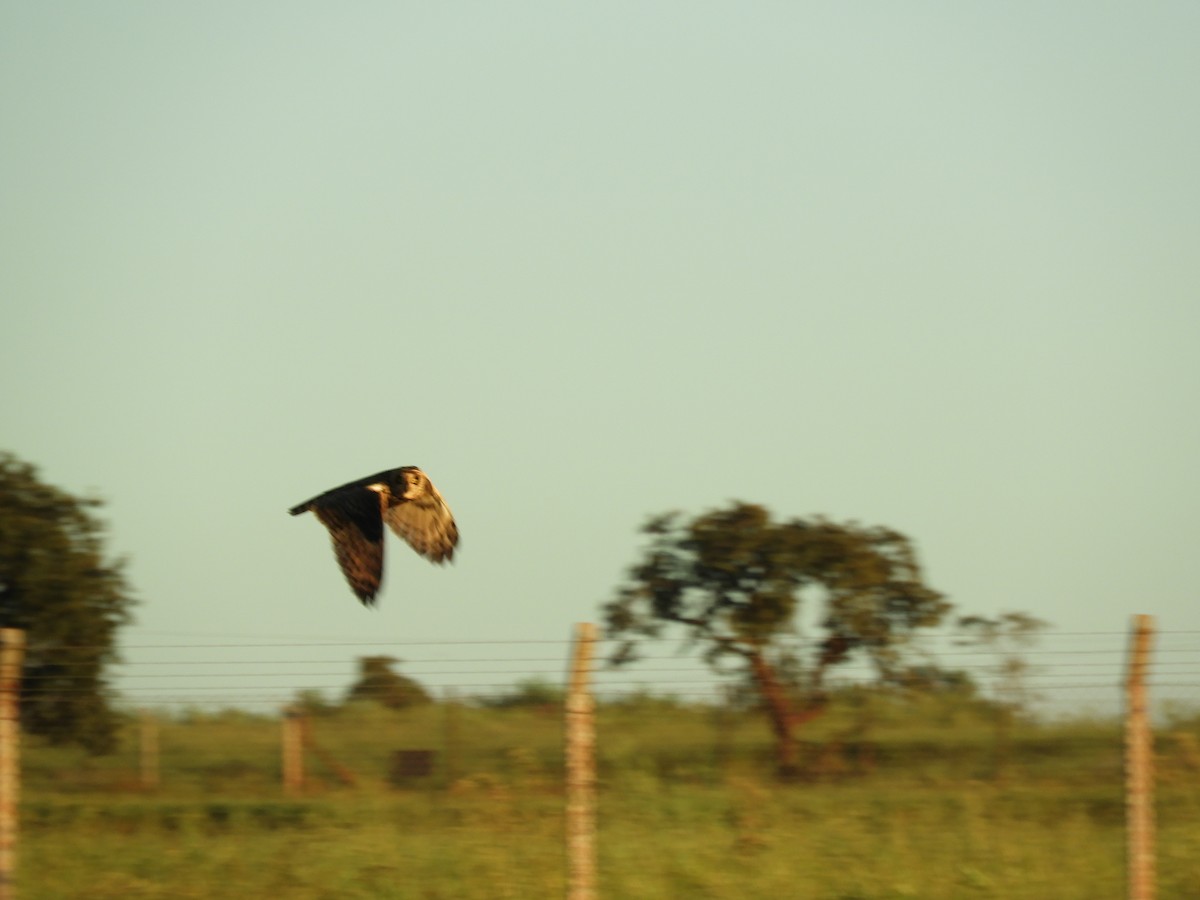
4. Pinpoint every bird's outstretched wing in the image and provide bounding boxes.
[289,466,457,605]
[384,468,458,563]
[307,487,387,604]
